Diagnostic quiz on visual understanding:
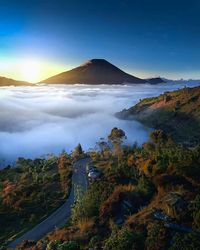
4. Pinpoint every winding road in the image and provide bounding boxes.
[9,157,91,249]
